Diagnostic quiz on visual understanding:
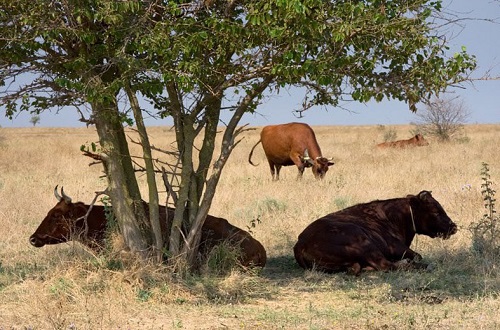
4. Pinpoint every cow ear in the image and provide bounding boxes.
[318,157,335,167]
[418,191,432,200]
[320,159,335,167]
